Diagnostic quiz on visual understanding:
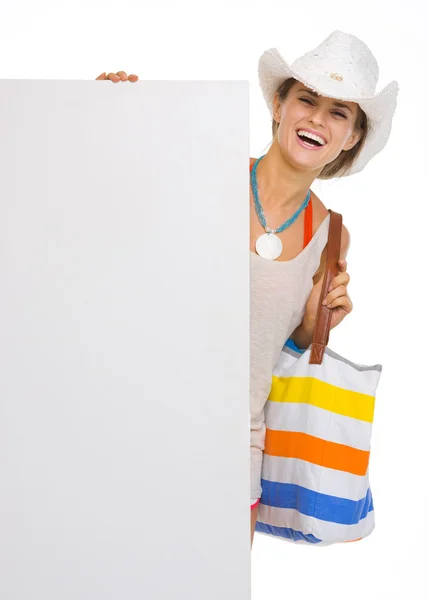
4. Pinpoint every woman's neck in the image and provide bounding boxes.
[254,146,321,212]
